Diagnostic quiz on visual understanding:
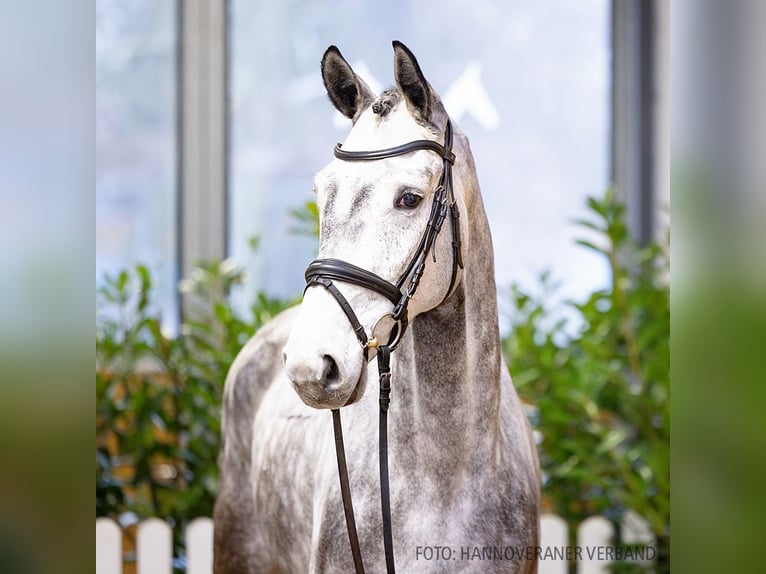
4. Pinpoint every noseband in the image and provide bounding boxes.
[303,119,463,574]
